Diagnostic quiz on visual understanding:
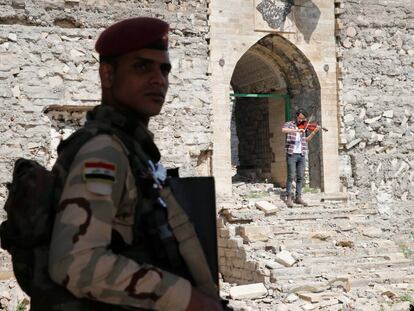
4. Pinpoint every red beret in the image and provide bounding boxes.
[95,17,169,58]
